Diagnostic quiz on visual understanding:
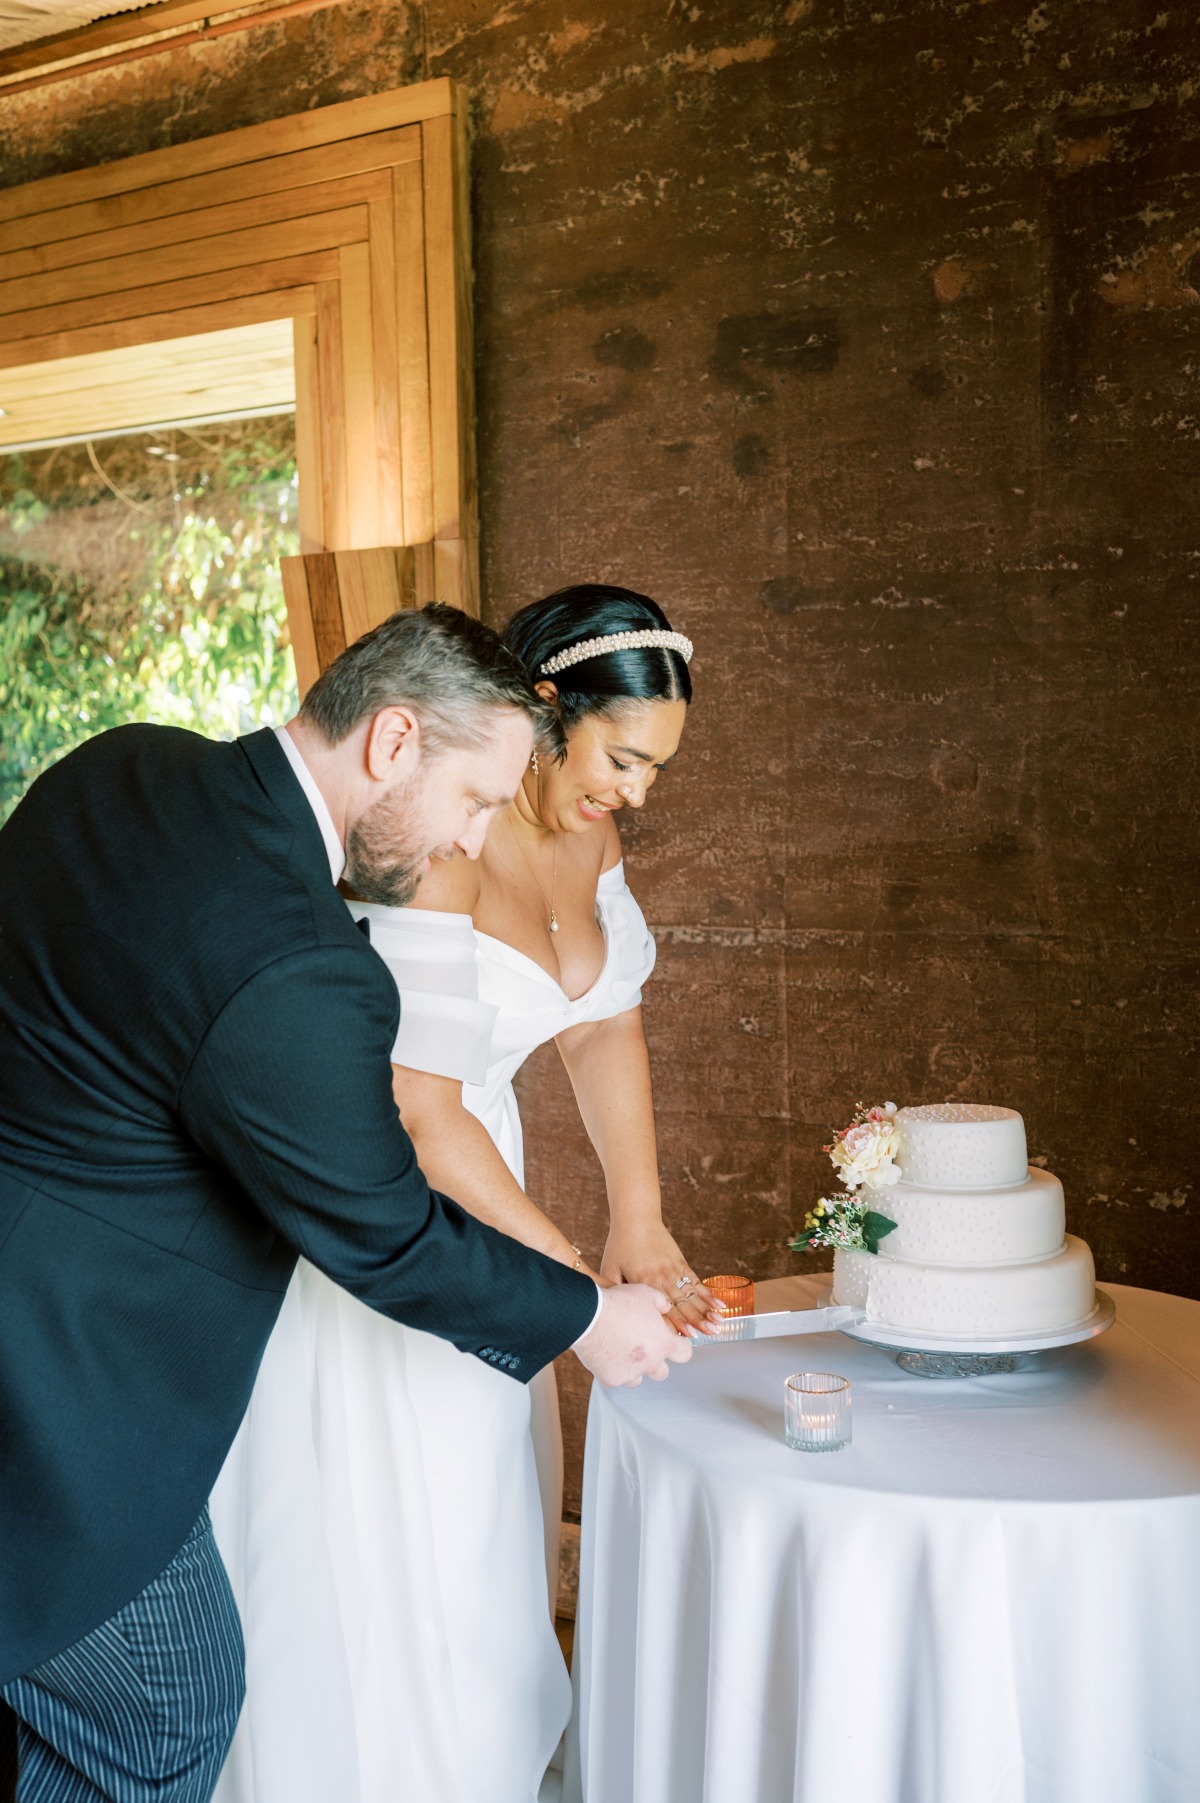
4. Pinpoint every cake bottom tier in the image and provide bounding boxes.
[831,1233,1096,1338]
